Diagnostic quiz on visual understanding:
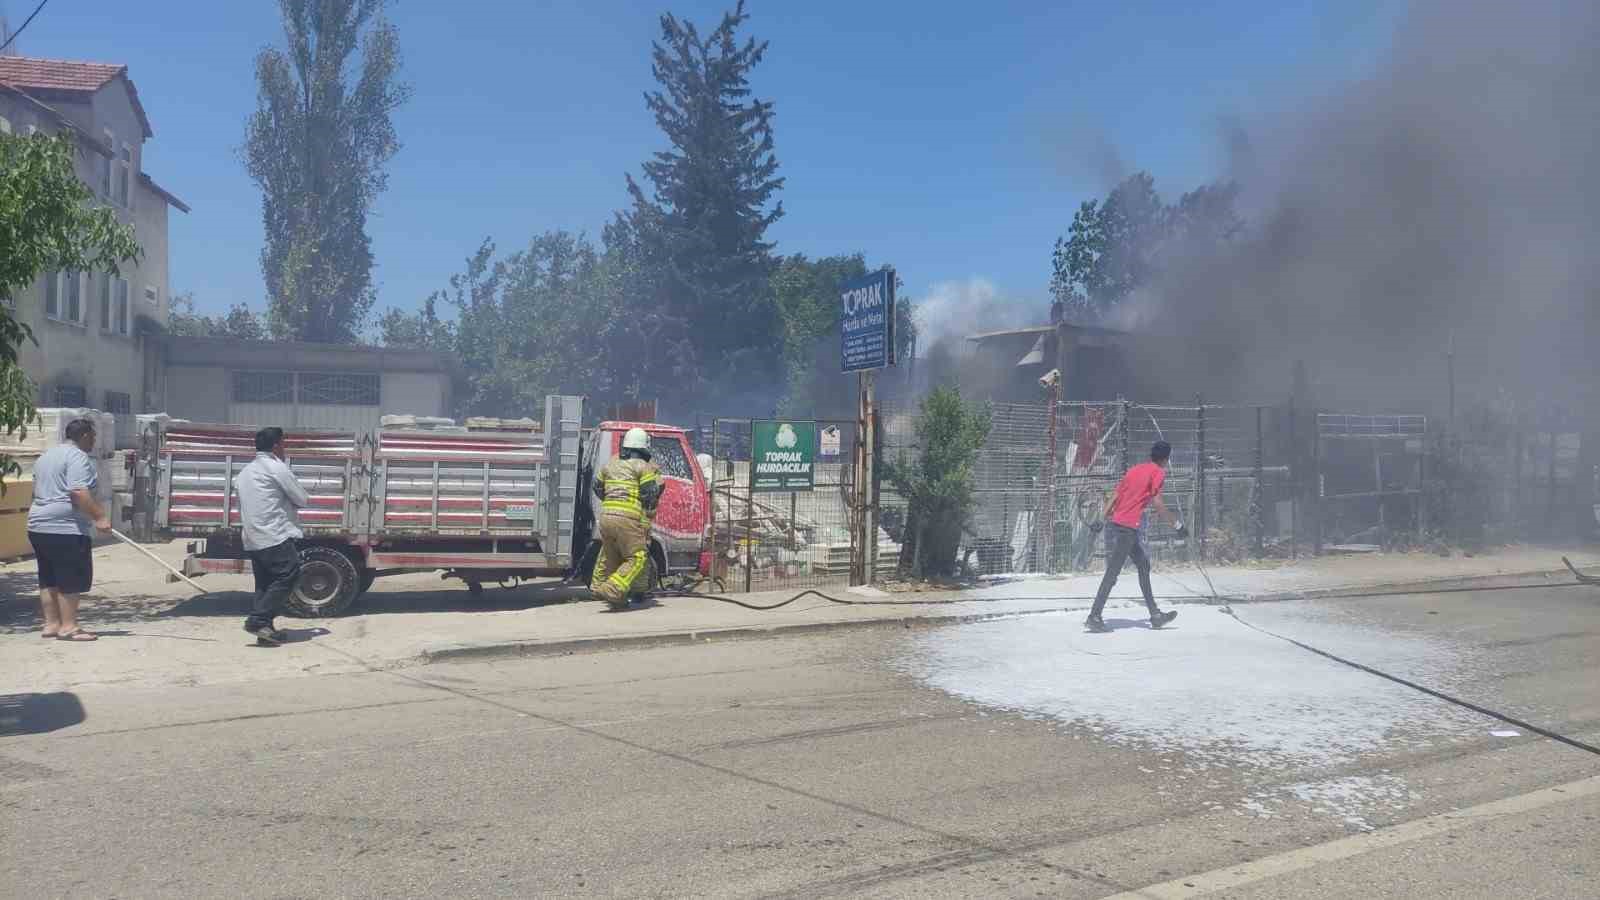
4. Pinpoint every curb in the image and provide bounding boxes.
[419,605,1084,664]
[418,566,1587,665]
